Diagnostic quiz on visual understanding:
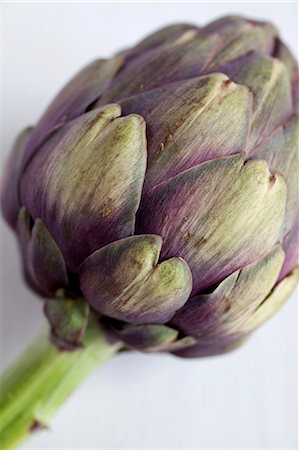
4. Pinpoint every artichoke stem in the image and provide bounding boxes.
[0,317,122,450]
